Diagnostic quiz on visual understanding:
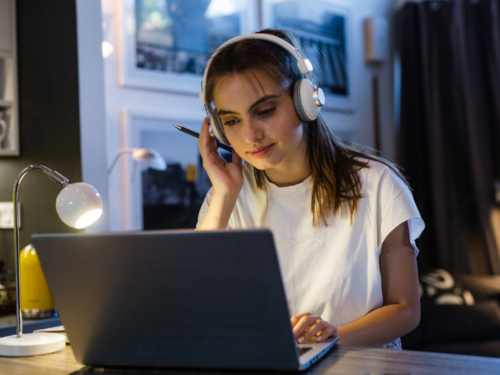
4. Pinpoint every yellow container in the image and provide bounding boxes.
[20,244,55,318]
